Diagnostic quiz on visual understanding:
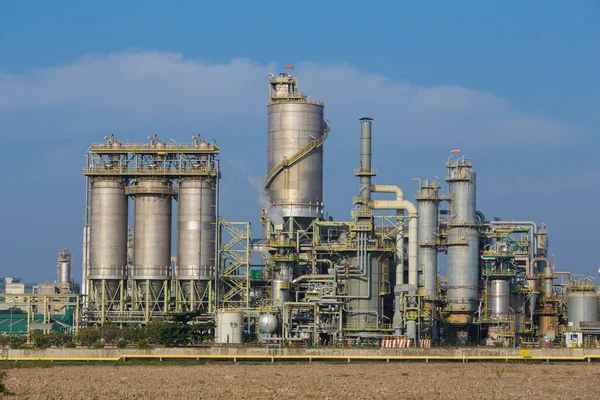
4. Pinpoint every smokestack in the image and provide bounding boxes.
[358,117,374,204]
